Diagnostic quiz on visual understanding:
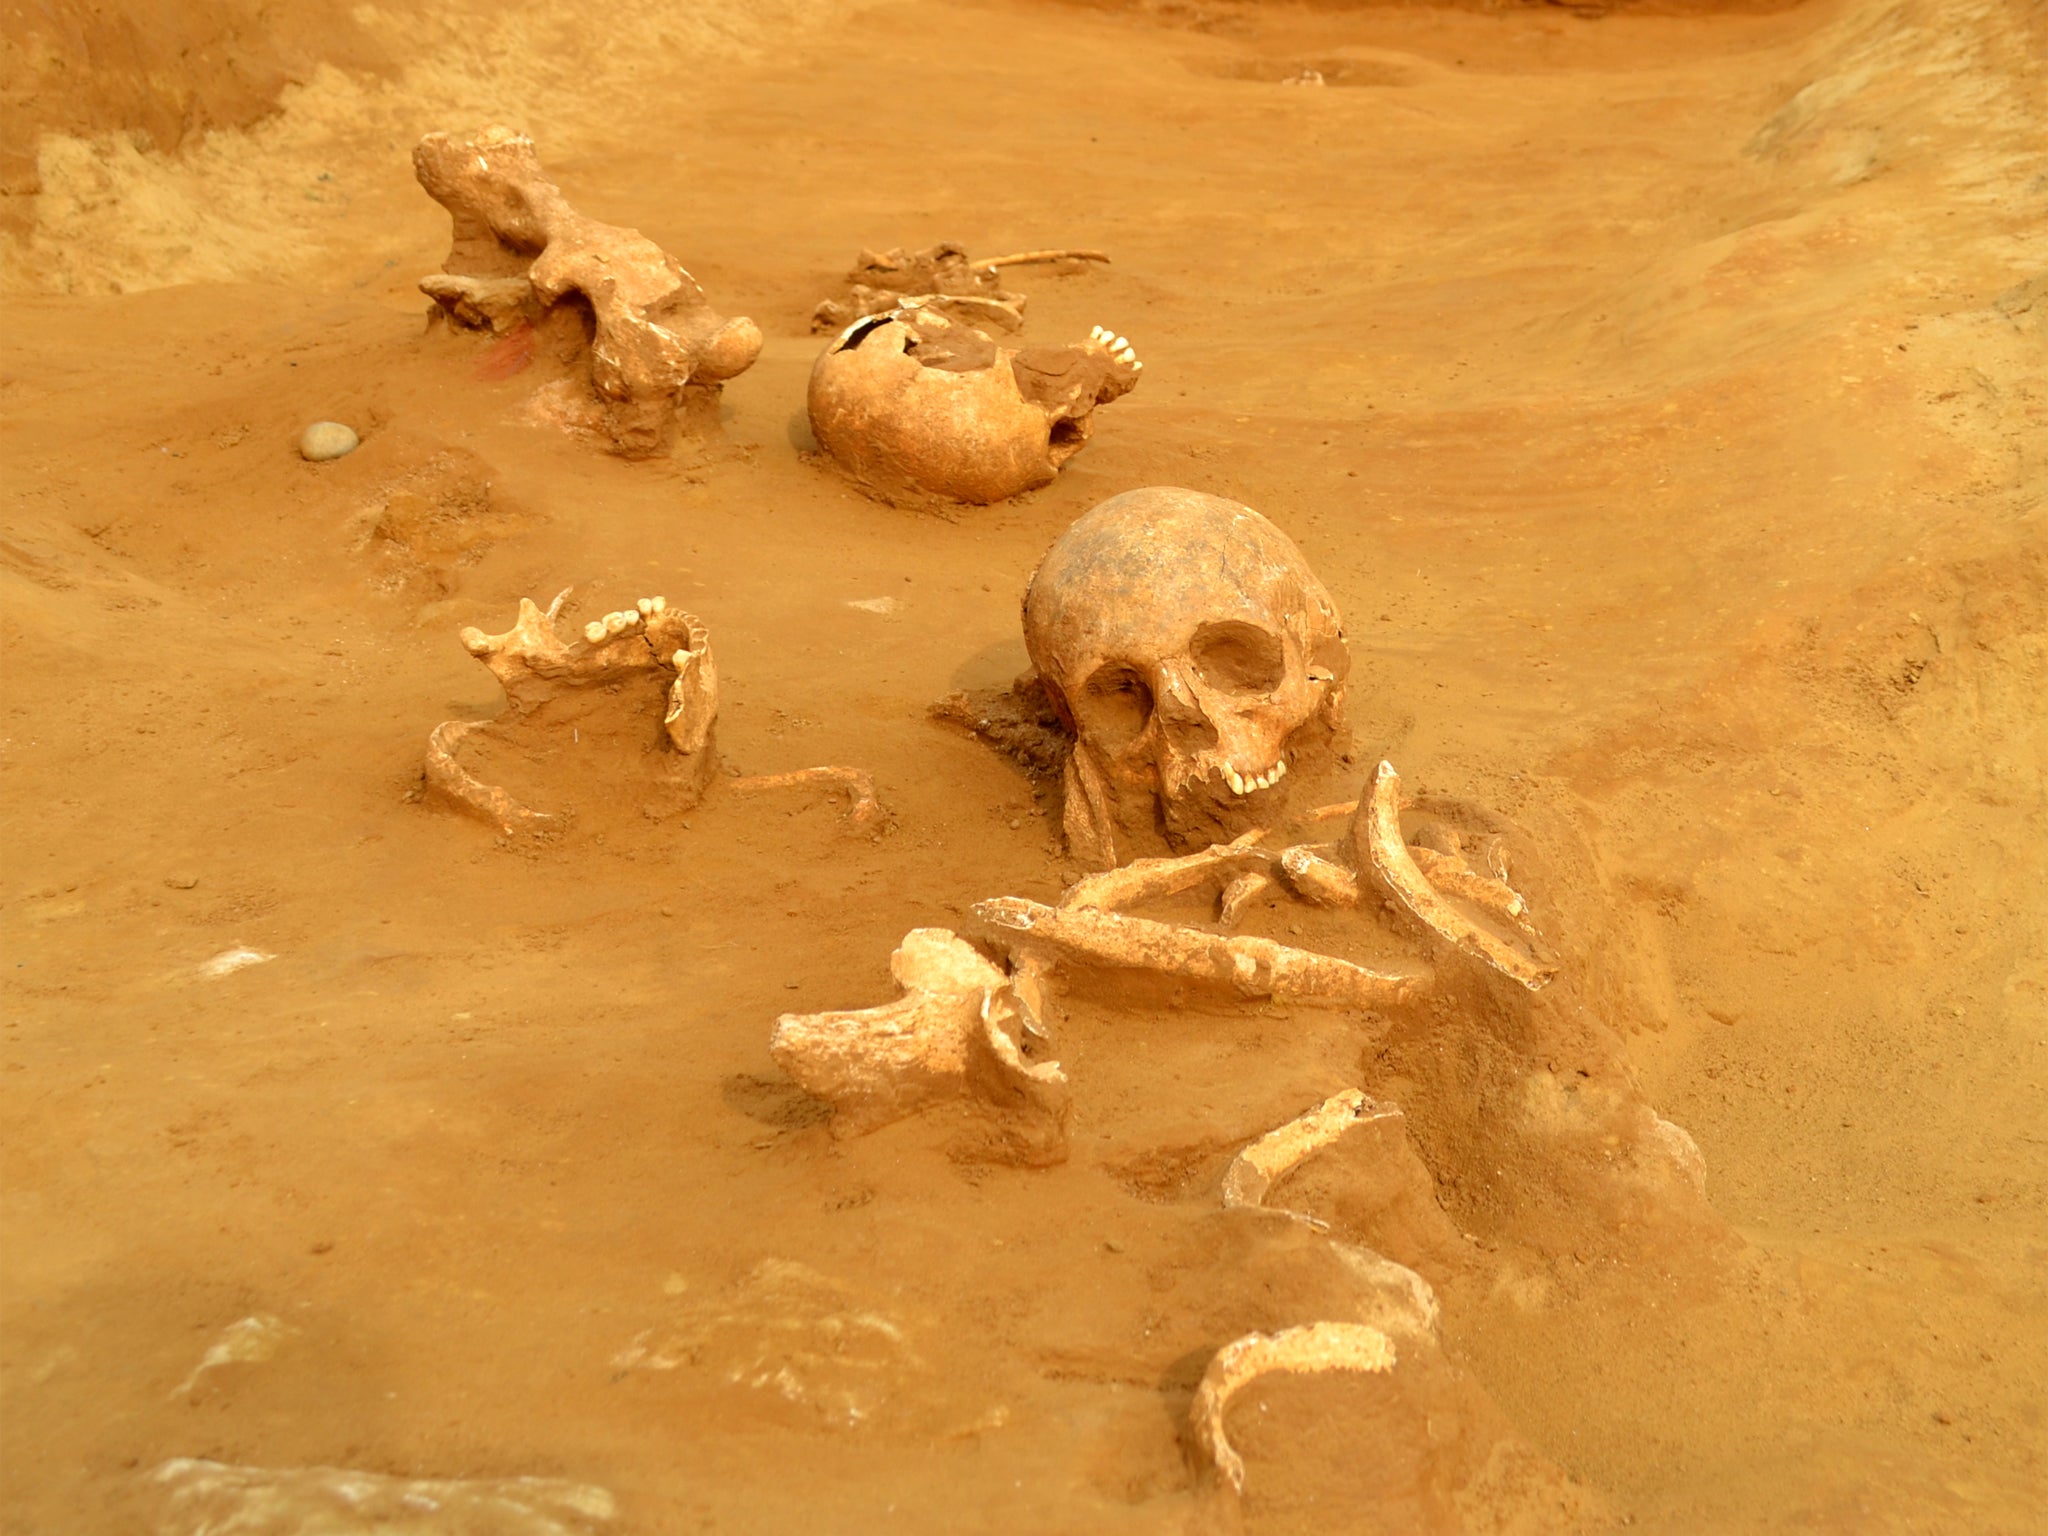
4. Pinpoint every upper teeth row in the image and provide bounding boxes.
[1224,759,1288,796]
[1087,325,1142,371]
[583,595,666,643]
